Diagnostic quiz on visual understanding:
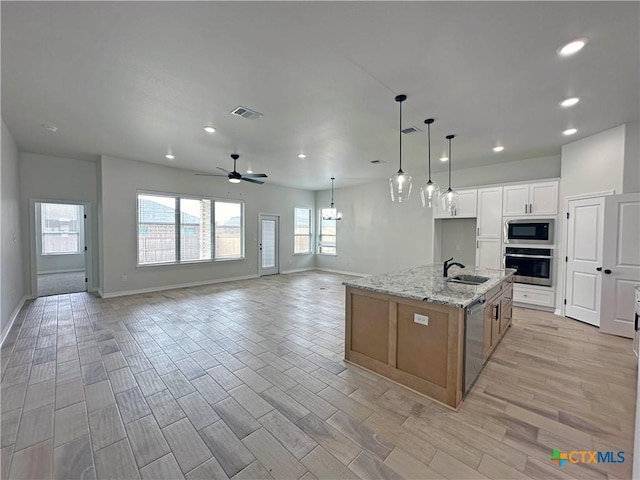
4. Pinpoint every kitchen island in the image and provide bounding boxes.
[343,264,515,409]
